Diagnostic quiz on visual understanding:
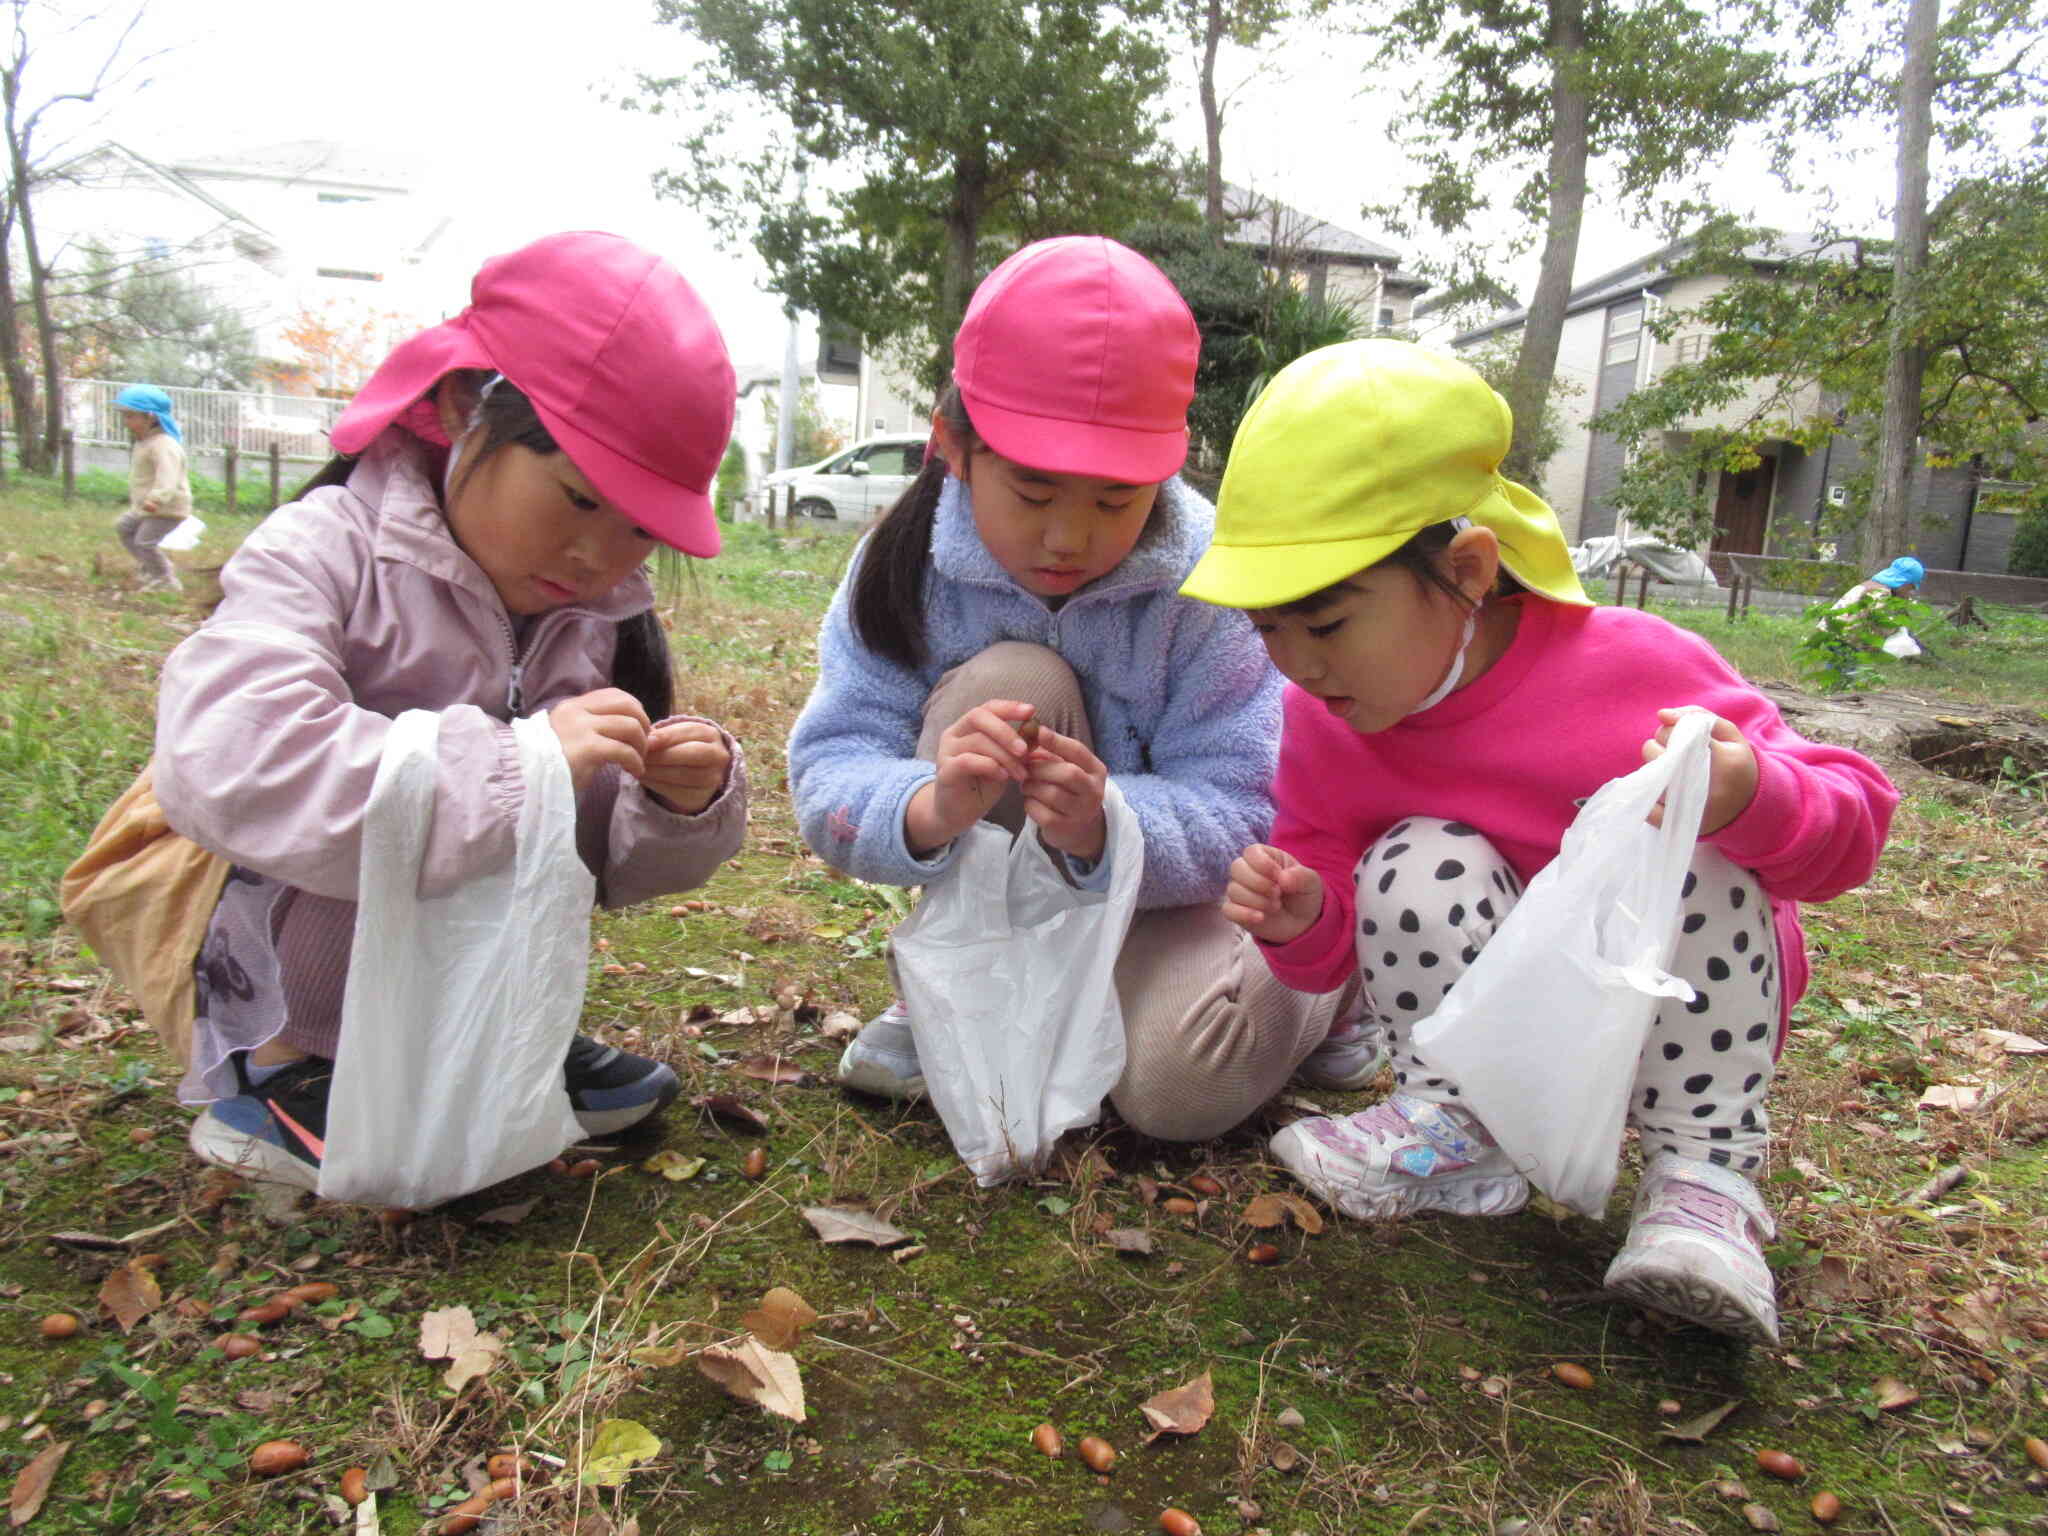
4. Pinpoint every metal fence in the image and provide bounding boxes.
[0,378,347,458]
